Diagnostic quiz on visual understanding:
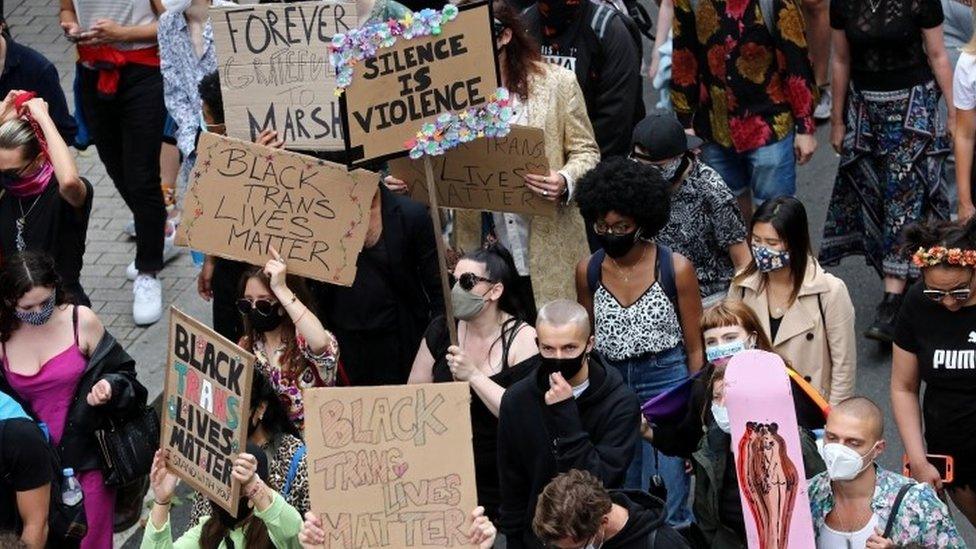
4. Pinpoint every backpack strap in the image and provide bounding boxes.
[883,482,916,539]
[283,444,306,498]
[656,244,679,307]
[72,305,79,347]
[586,249,607,296]
[590,2,616,40]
